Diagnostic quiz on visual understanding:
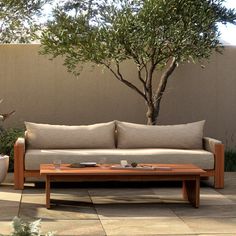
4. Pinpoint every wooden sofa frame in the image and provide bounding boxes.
[13,137,225,190]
